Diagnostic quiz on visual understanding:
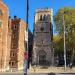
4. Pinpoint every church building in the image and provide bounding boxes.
[32,8,54,66]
